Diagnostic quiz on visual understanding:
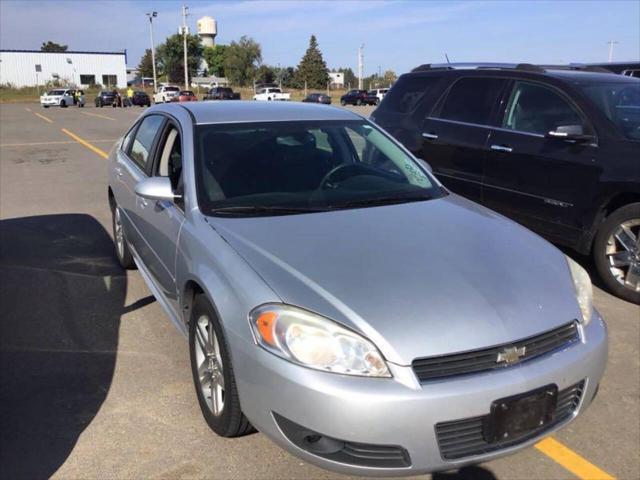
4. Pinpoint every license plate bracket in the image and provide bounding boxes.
[484,384,558,443]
